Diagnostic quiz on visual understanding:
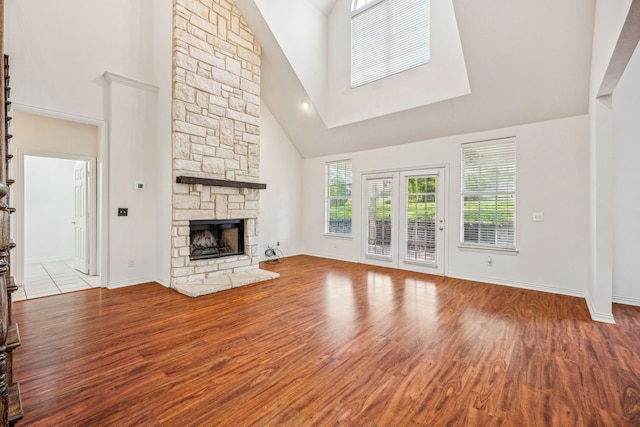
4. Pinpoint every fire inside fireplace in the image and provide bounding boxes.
[189,219,245,261]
